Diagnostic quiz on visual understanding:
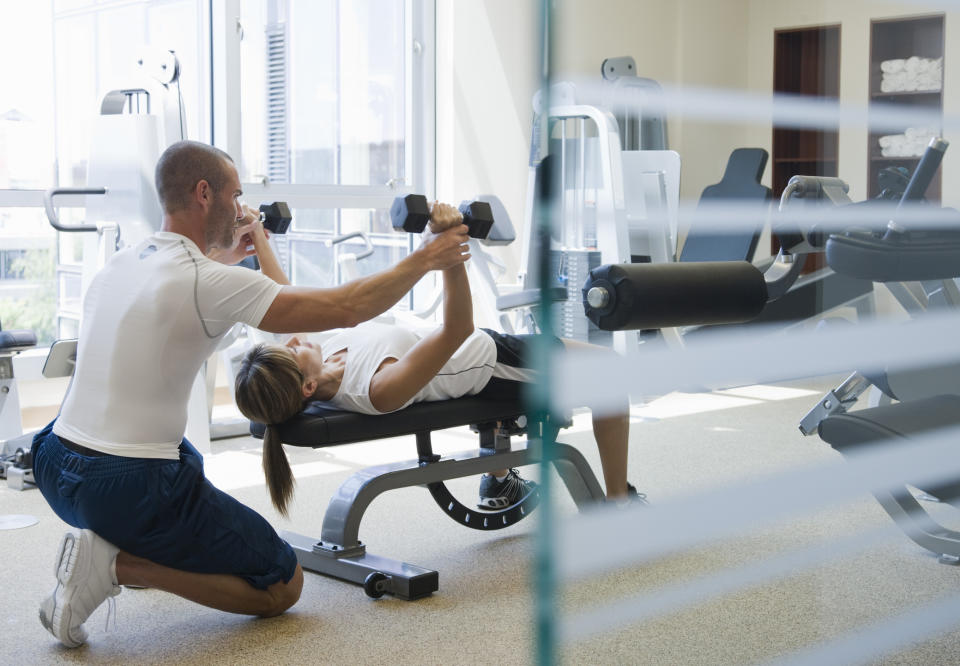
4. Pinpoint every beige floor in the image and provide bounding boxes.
[3,375,960,665]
